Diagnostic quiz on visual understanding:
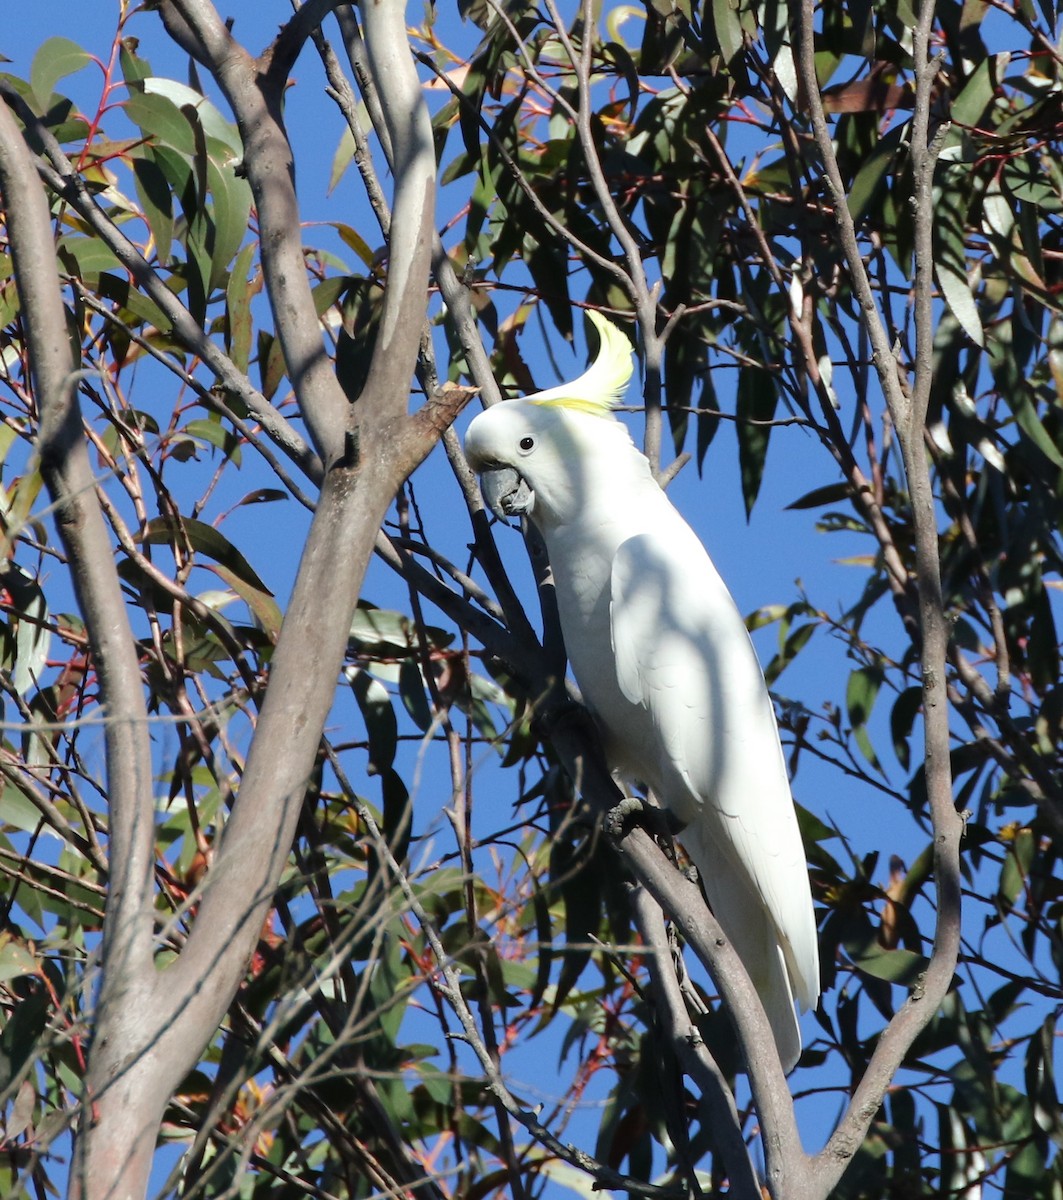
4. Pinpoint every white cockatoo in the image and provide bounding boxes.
[464,313,820,1071]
